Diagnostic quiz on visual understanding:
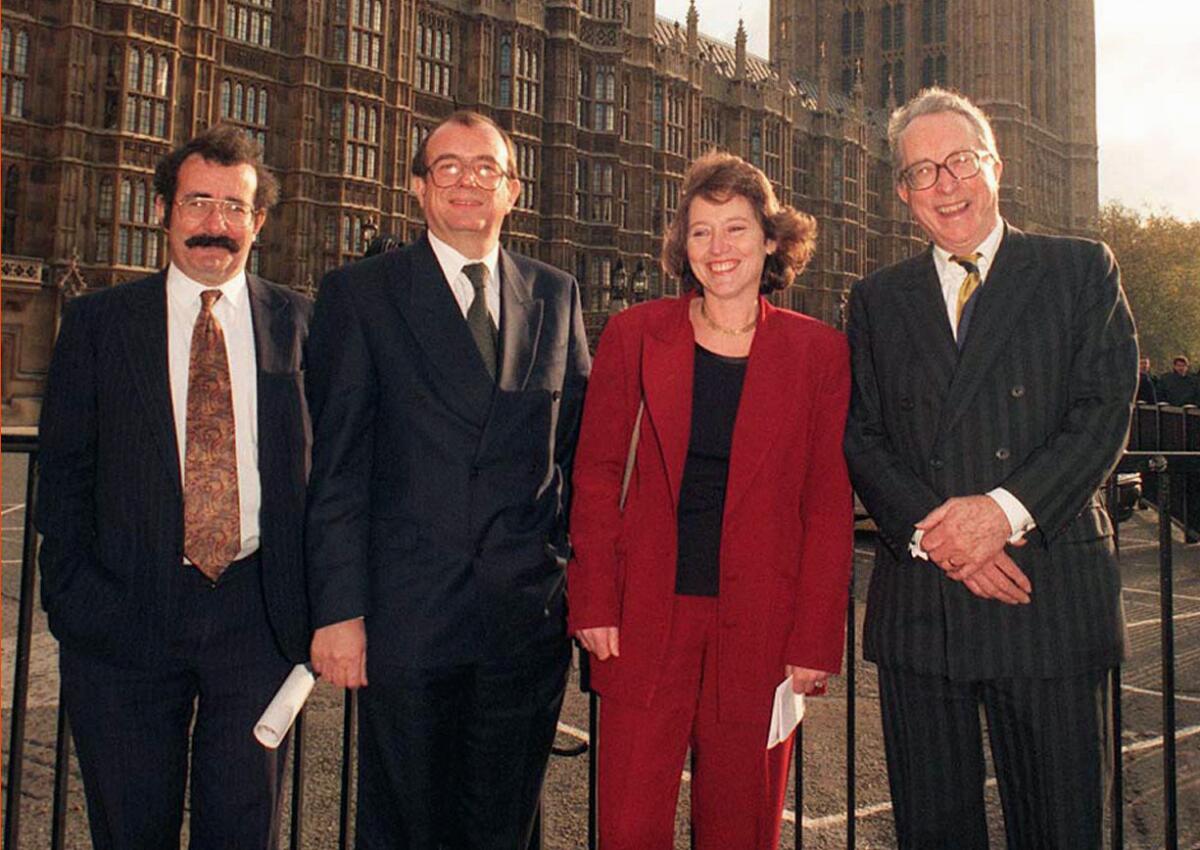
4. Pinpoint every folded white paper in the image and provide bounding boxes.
[767,676,806,749]
[254,663,317,749]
